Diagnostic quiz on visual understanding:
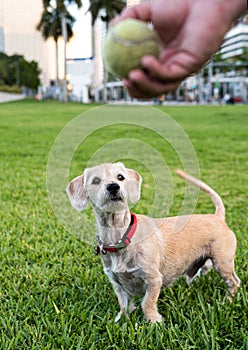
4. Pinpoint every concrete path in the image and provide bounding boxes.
[0,92,25,103]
